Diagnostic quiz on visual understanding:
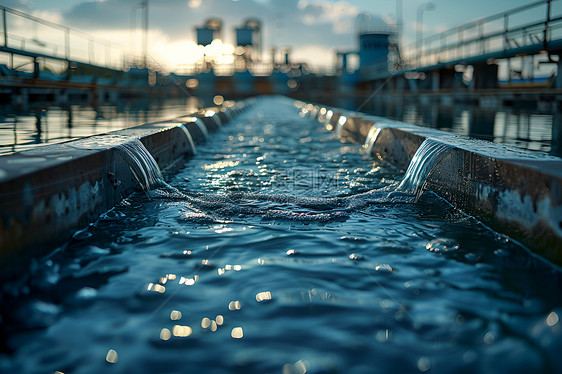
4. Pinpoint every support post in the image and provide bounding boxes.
[2,8,7,48]
[556,59,562,88]
[106,44,111,68]
[473,62,498,89]
[65,27,70,60]
[3,8,11,69]
[143,0,148,68]
[89,39,94,64]
[503,13,509,51]
[479,21,484,55]
[545,0,551,50]
[553,108,562,157]
[431,70,440,91]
